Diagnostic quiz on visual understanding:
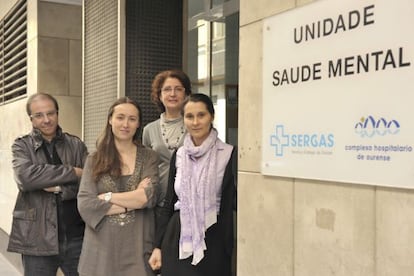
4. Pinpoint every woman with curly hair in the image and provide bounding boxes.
[142,69,192,206]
